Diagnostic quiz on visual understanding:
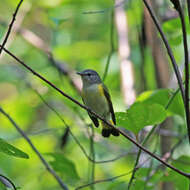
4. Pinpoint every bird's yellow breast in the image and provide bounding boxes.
[82,84,109,117]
